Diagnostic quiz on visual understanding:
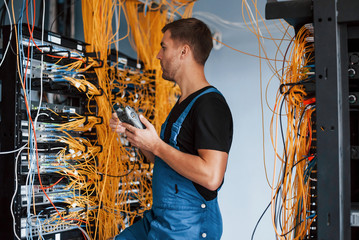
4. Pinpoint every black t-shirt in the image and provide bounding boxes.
[163,86,233,201]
